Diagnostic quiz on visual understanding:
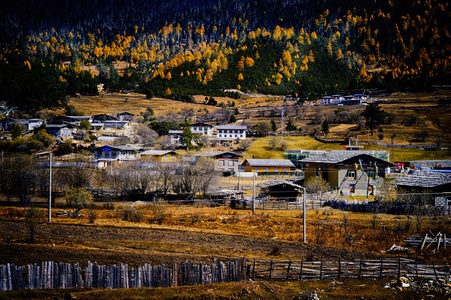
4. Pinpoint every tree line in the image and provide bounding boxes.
[0,152,220,210]
[0,0,449,112]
